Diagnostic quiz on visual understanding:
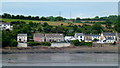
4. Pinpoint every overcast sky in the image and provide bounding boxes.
[1,1,118,18]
